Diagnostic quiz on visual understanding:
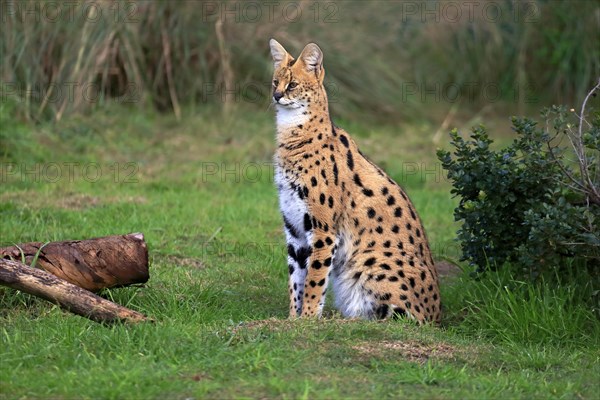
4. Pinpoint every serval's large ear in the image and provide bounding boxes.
[270,38,292,69]
[298,43,323,74]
